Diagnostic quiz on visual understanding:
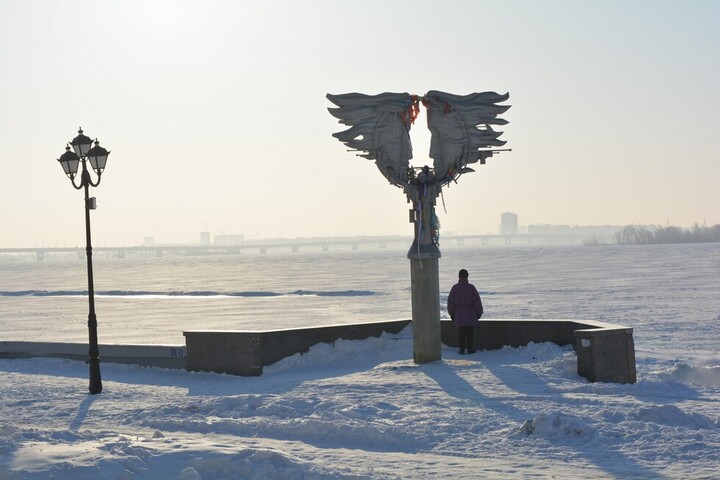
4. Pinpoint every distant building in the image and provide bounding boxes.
[143,236,155,247]
[200,231,211,245]
[214,234,245,246]
[500,212,519,235]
